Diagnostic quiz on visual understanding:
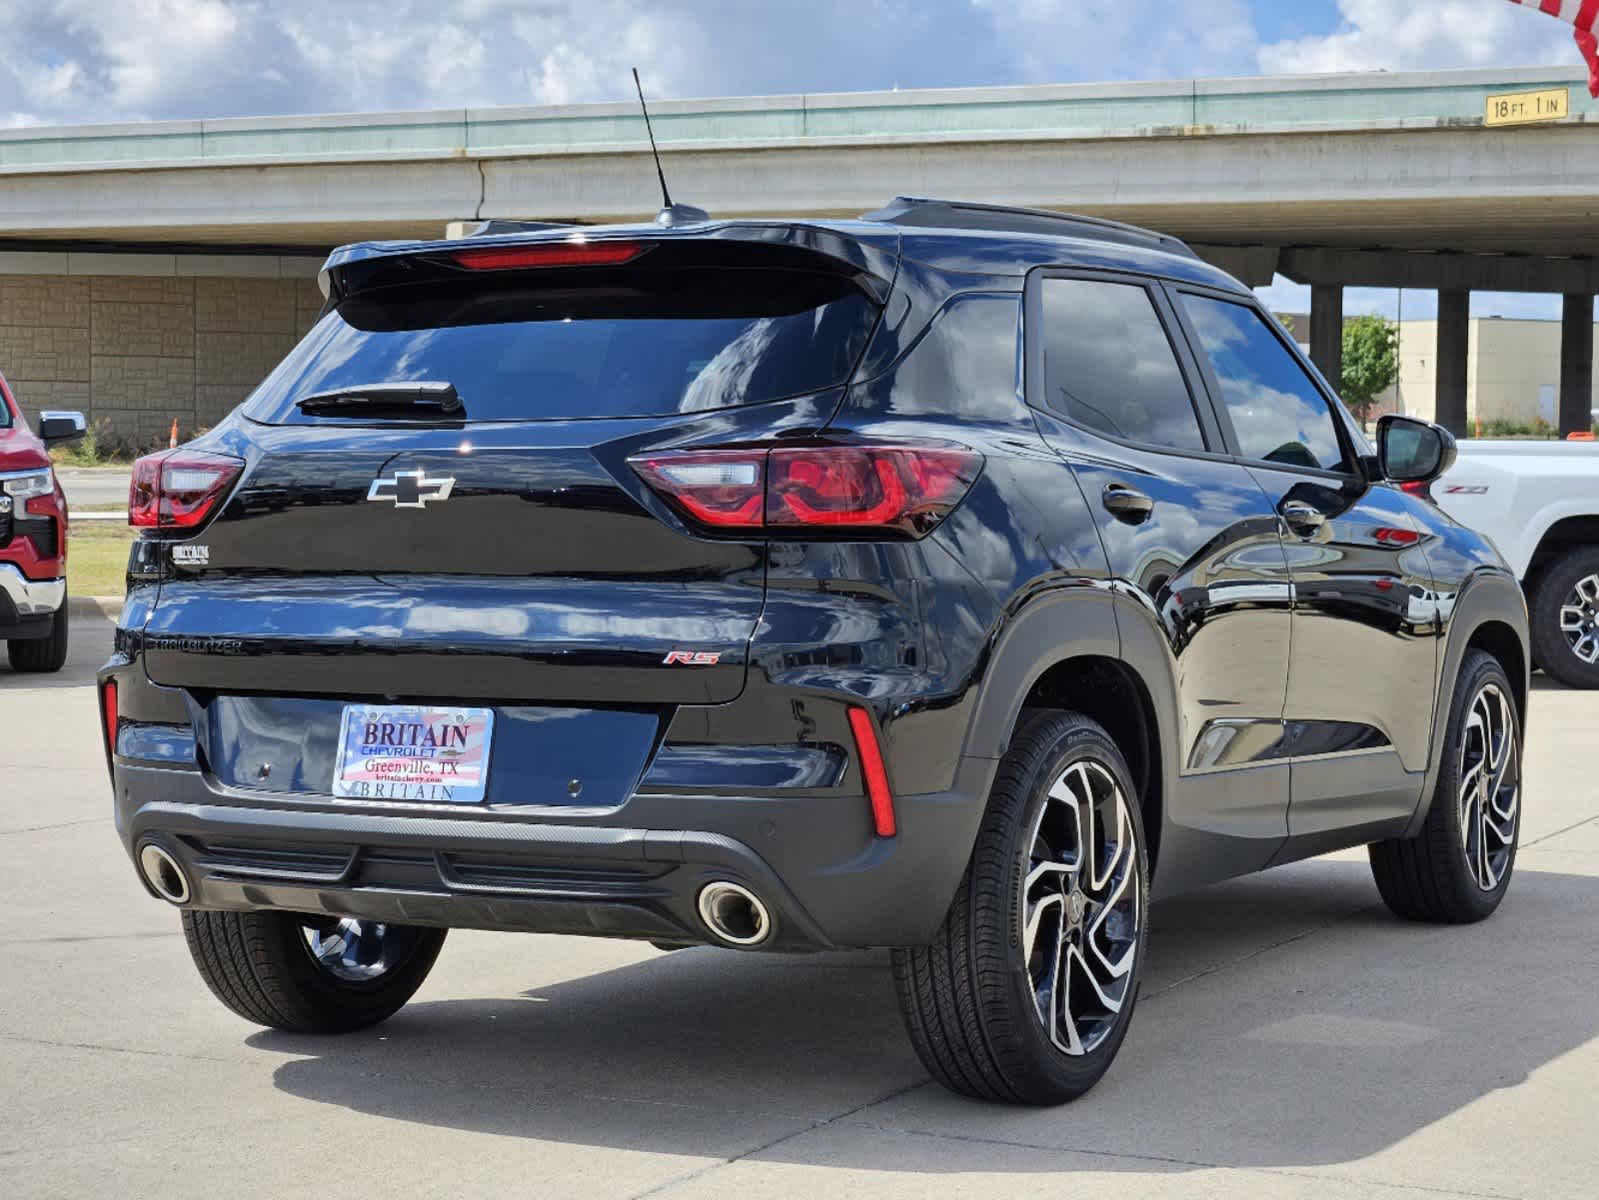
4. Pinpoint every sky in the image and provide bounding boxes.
[0,0,1587,320]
